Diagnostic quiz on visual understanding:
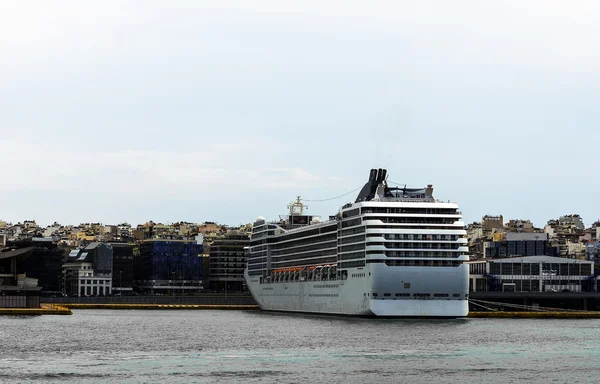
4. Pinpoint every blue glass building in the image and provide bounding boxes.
[134,240,204,293]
